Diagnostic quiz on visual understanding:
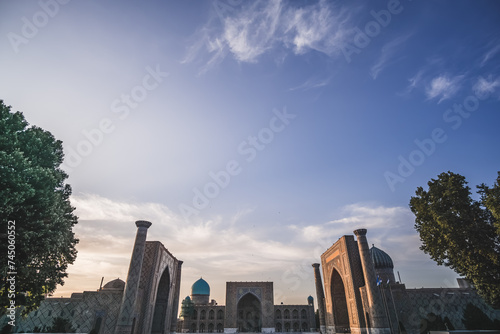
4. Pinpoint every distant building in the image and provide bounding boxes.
[177,279,316,333]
